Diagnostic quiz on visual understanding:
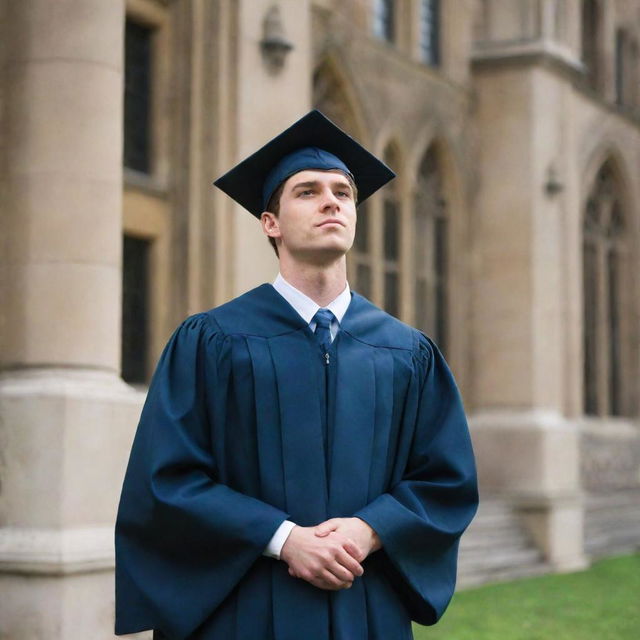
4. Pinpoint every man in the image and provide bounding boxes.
[115,110,478,640]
